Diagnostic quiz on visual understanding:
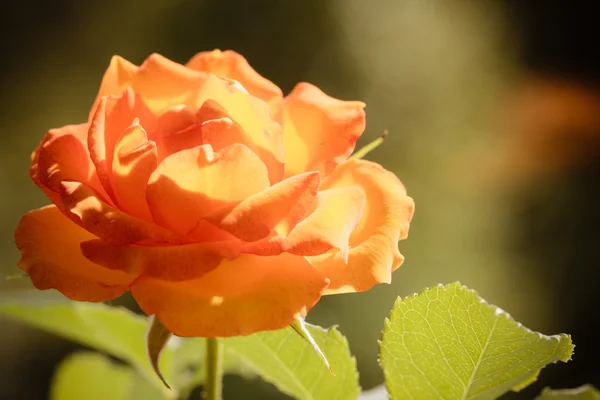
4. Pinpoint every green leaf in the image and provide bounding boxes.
[0,301,174,396]
[50,352,162,400]
[380,282,574,400]
[537,385,600,400]
[226,324,359,400]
